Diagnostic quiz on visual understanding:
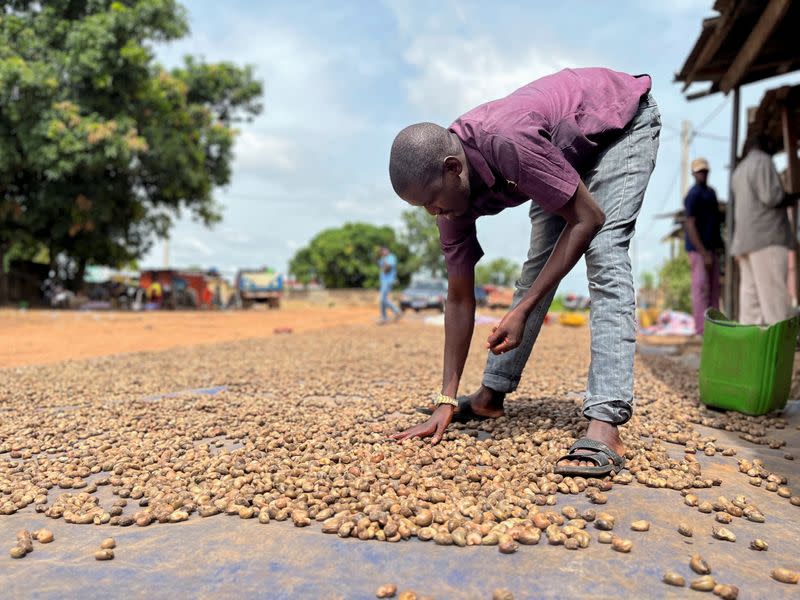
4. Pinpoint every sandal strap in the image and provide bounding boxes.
[558,451,610,468]
[568,438,623,466]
